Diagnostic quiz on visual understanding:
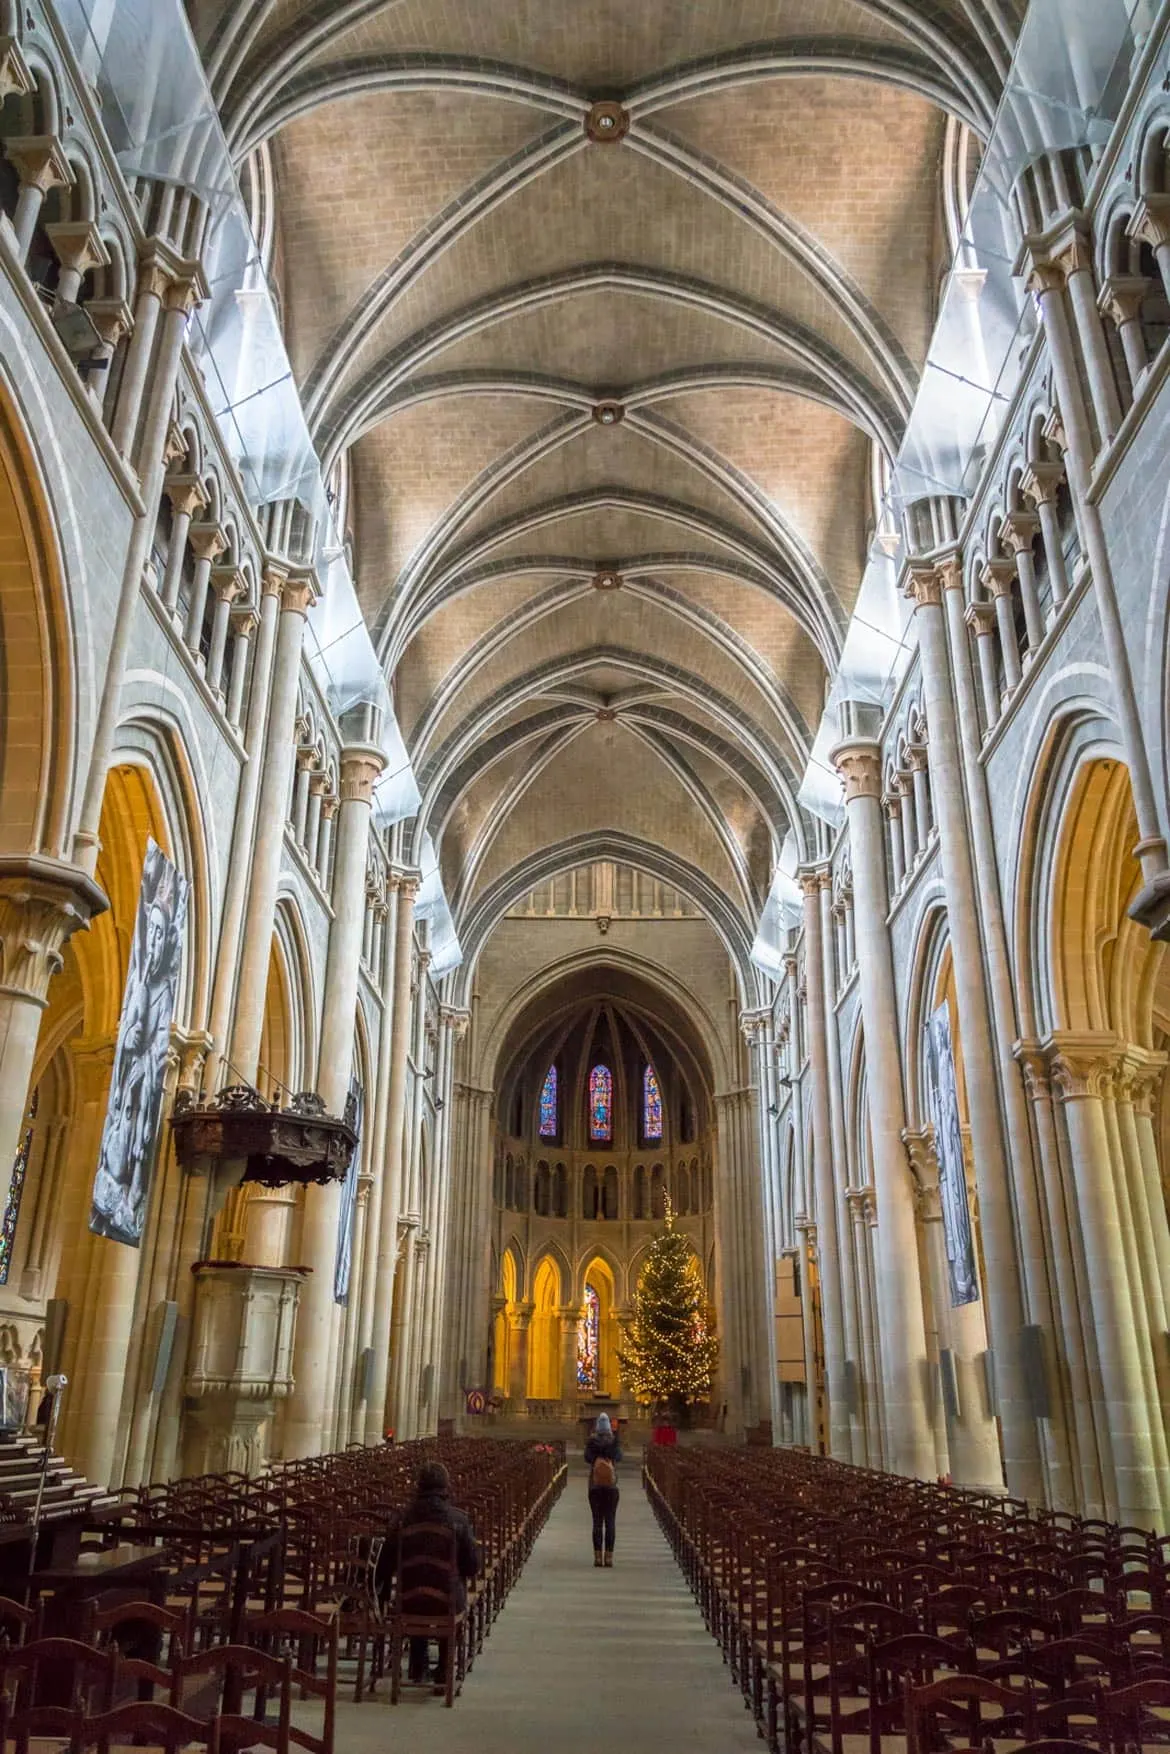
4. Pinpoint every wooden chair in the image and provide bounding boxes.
[1098,1673,1170,1751]
[904,1673,1035,1754]
[246,1607,337,1754]
[80,1701,215,1754]
[866,1632,975,1754]
[388,1522,468,1709]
